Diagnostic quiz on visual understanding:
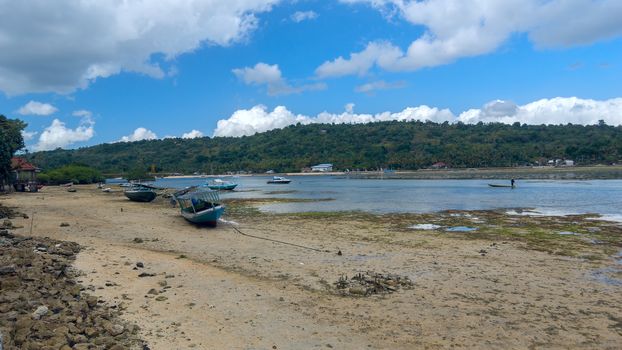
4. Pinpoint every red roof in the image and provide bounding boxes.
[11,157,37,171]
